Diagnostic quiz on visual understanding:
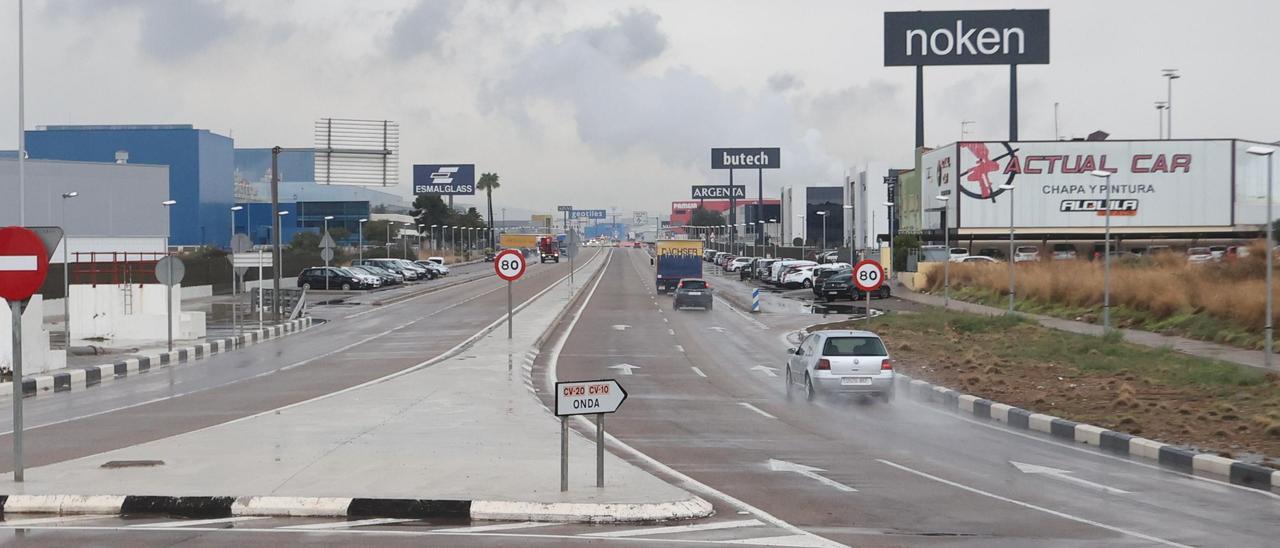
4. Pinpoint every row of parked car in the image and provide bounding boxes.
[702,250,891,302]
[296,257,452,291]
